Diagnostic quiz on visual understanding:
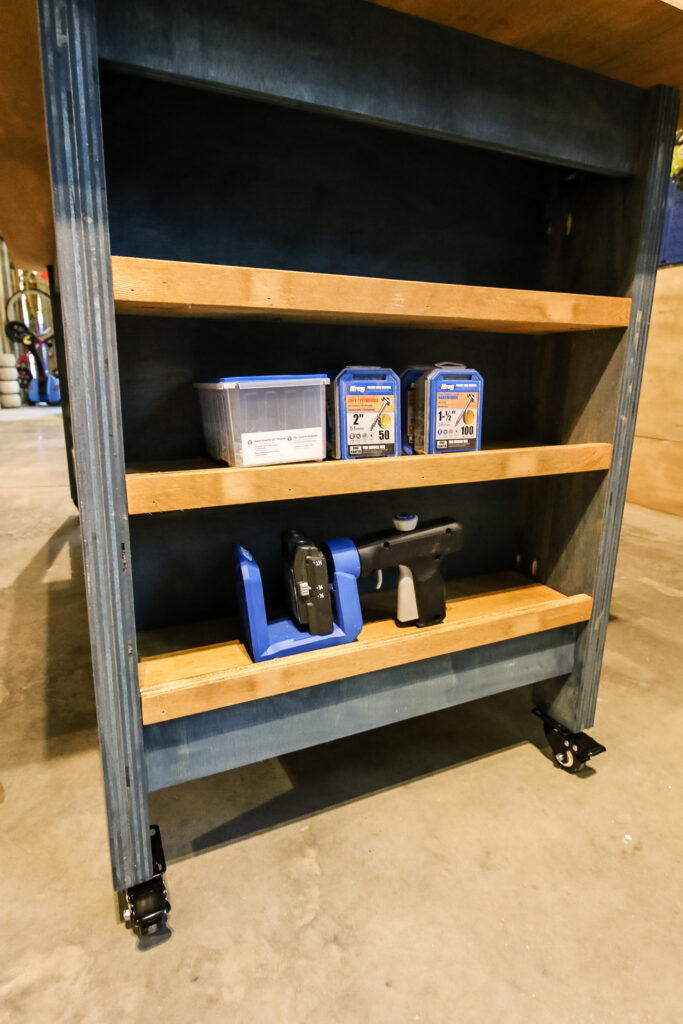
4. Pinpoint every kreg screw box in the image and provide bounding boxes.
[413,365,484,453]
[328,366,401,459]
